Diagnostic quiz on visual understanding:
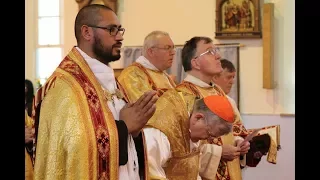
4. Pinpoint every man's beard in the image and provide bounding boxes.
[93,35,121,65]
